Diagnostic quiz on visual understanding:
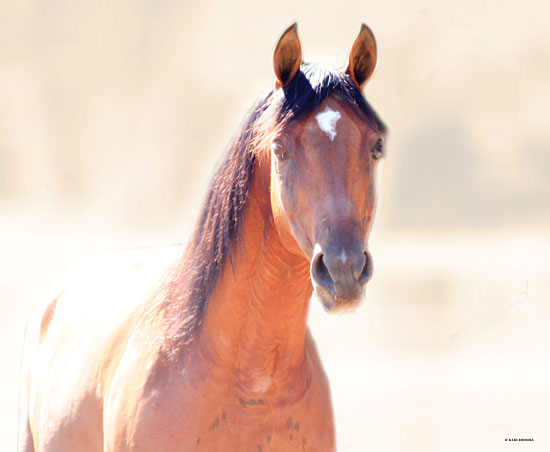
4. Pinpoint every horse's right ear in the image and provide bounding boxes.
[273,23,302,88]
